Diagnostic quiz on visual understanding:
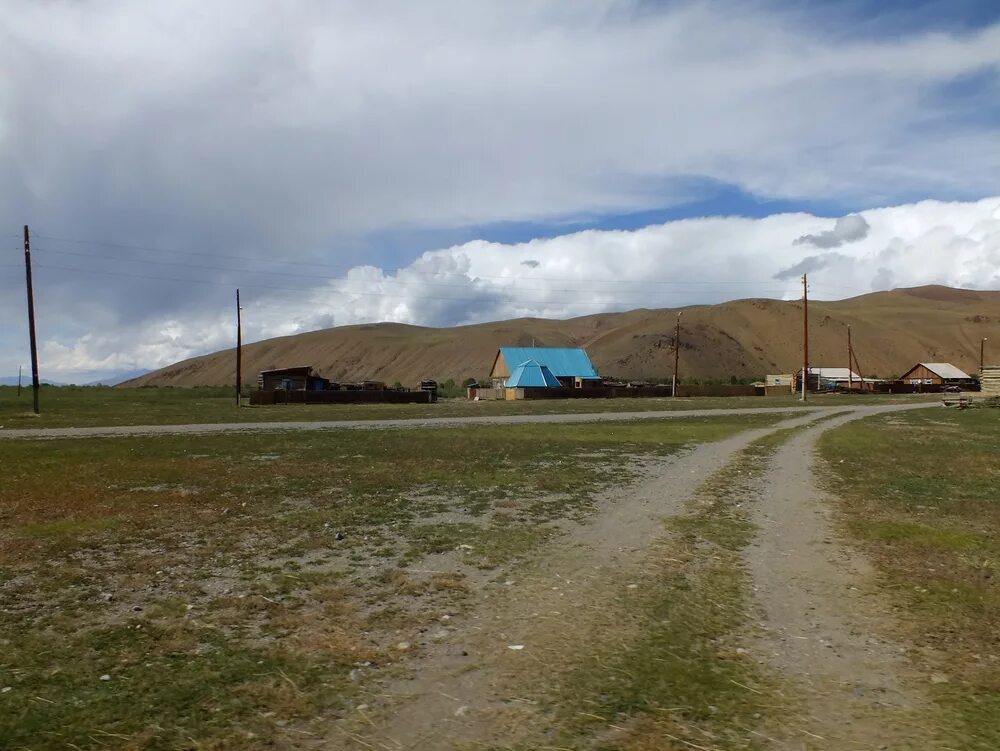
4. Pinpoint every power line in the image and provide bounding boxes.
[32,245,809,297]
[30,261,797,305]
[32,231,825,289]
